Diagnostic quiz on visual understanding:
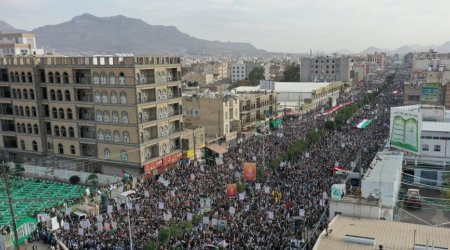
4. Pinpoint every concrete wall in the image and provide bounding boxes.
[329,200,381,221]
[19,163,122,185]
